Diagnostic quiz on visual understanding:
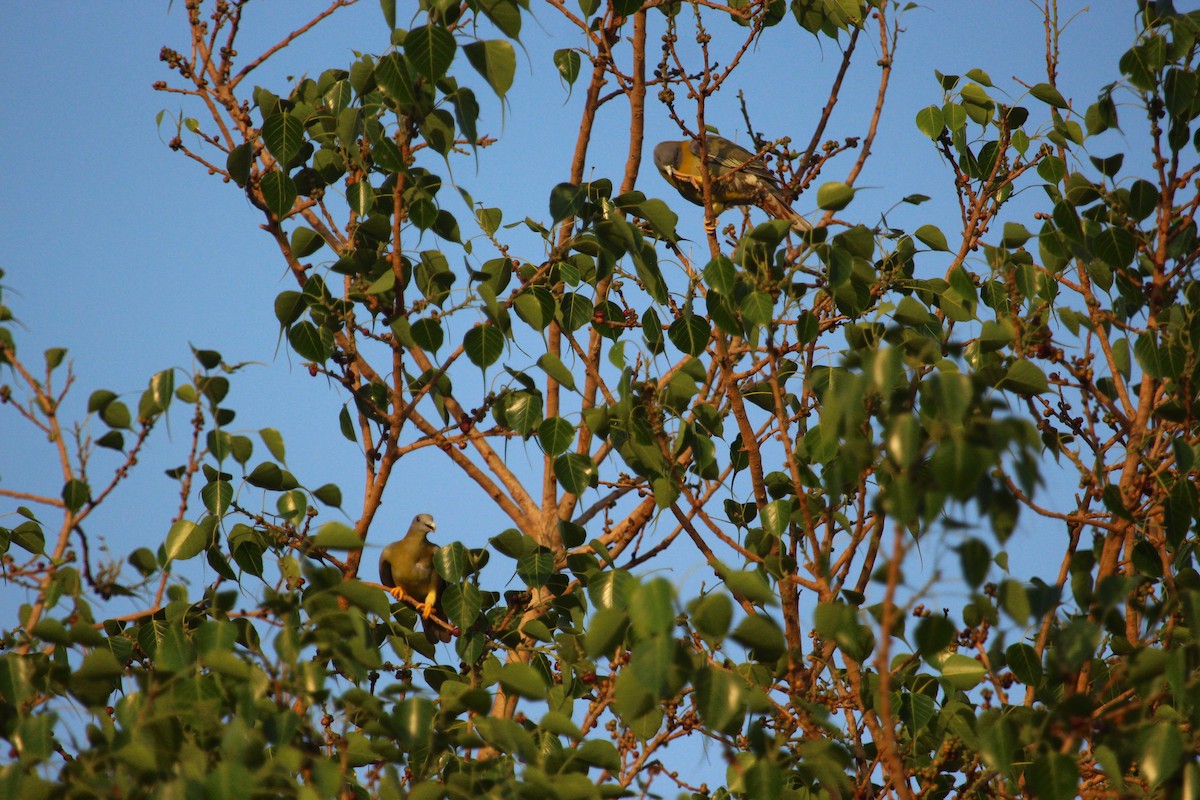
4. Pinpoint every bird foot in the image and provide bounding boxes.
[415,602,435,620]
[703,219,718,235]
[387,587,408,602]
